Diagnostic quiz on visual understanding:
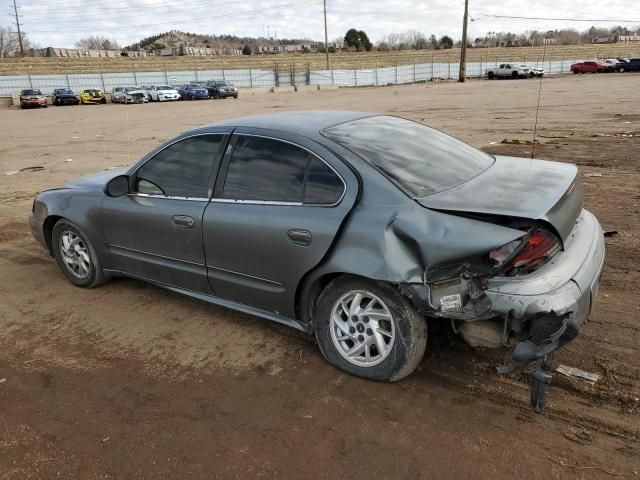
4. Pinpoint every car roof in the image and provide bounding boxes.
[201,111,375,137]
